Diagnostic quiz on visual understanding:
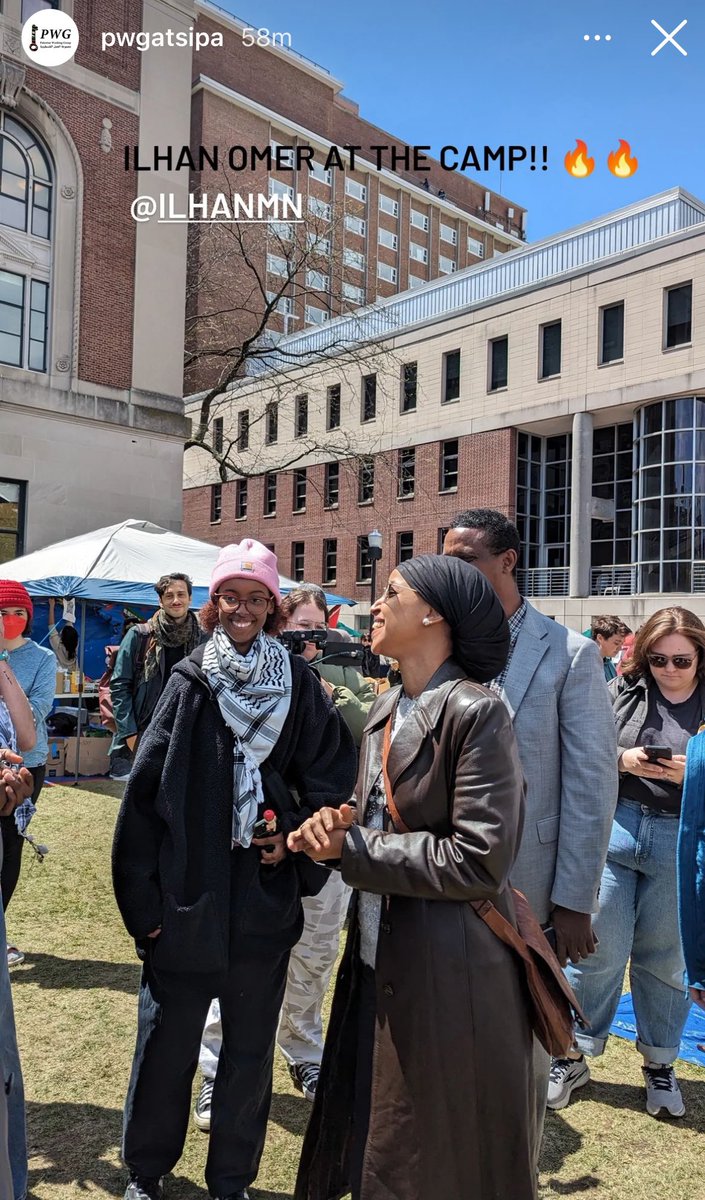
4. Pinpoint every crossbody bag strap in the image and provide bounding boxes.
[469,897,533,965]
[381,714,412,834]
